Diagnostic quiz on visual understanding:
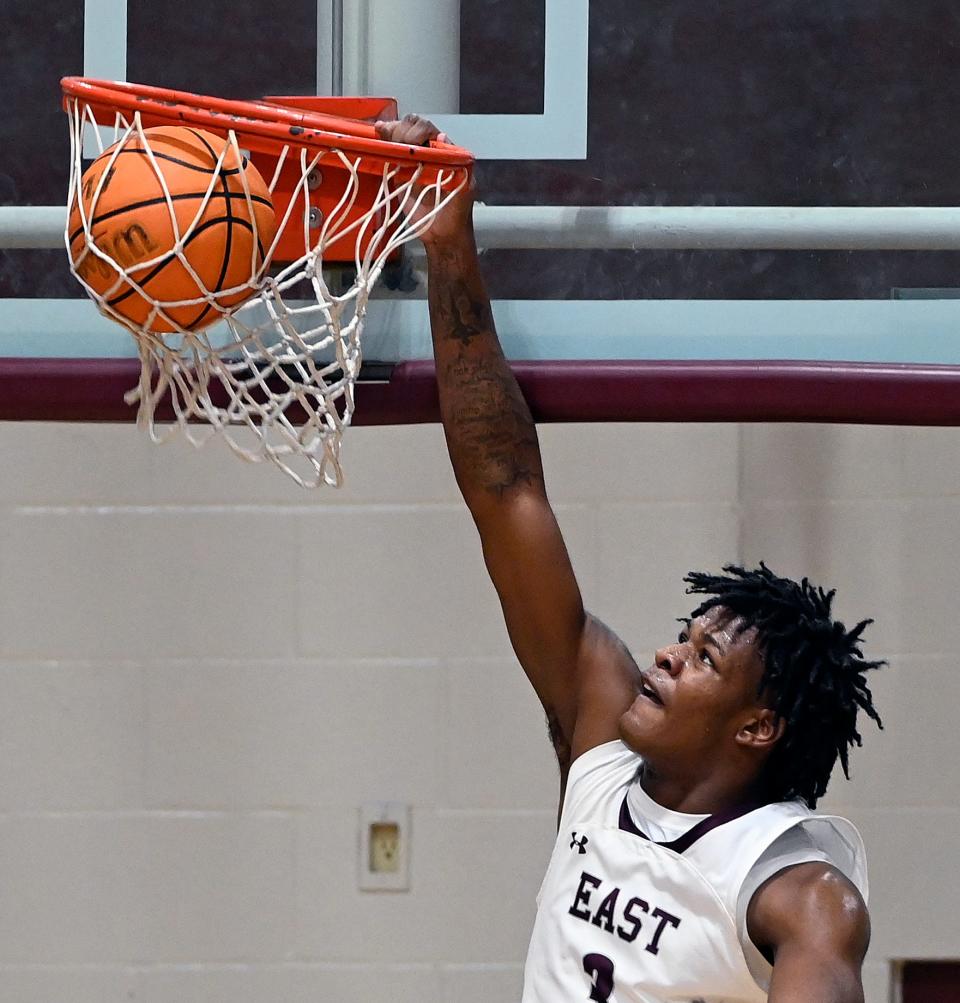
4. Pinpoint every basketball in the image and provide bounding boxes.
[68,126,276,333]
